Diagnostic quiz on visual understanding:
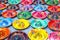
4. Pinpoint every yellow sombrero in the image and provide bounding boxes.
[12,19,30,30]
[28,29,48,40]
